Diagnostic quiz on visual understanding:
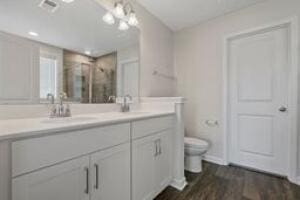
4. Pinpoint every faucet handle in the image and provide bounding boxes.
[124,94,133,101]
[108,96,116,103]
[59,92,67,99]
[47,93,55,104]
[65,104,72,117]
